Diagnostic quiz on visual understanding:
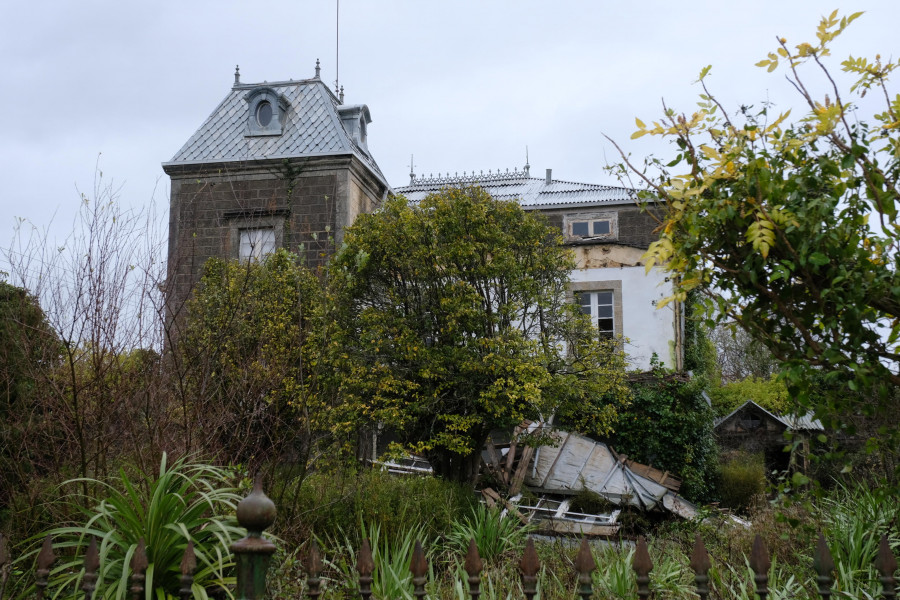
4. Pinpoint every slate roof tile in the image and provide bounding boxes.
[165,78,387,188]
